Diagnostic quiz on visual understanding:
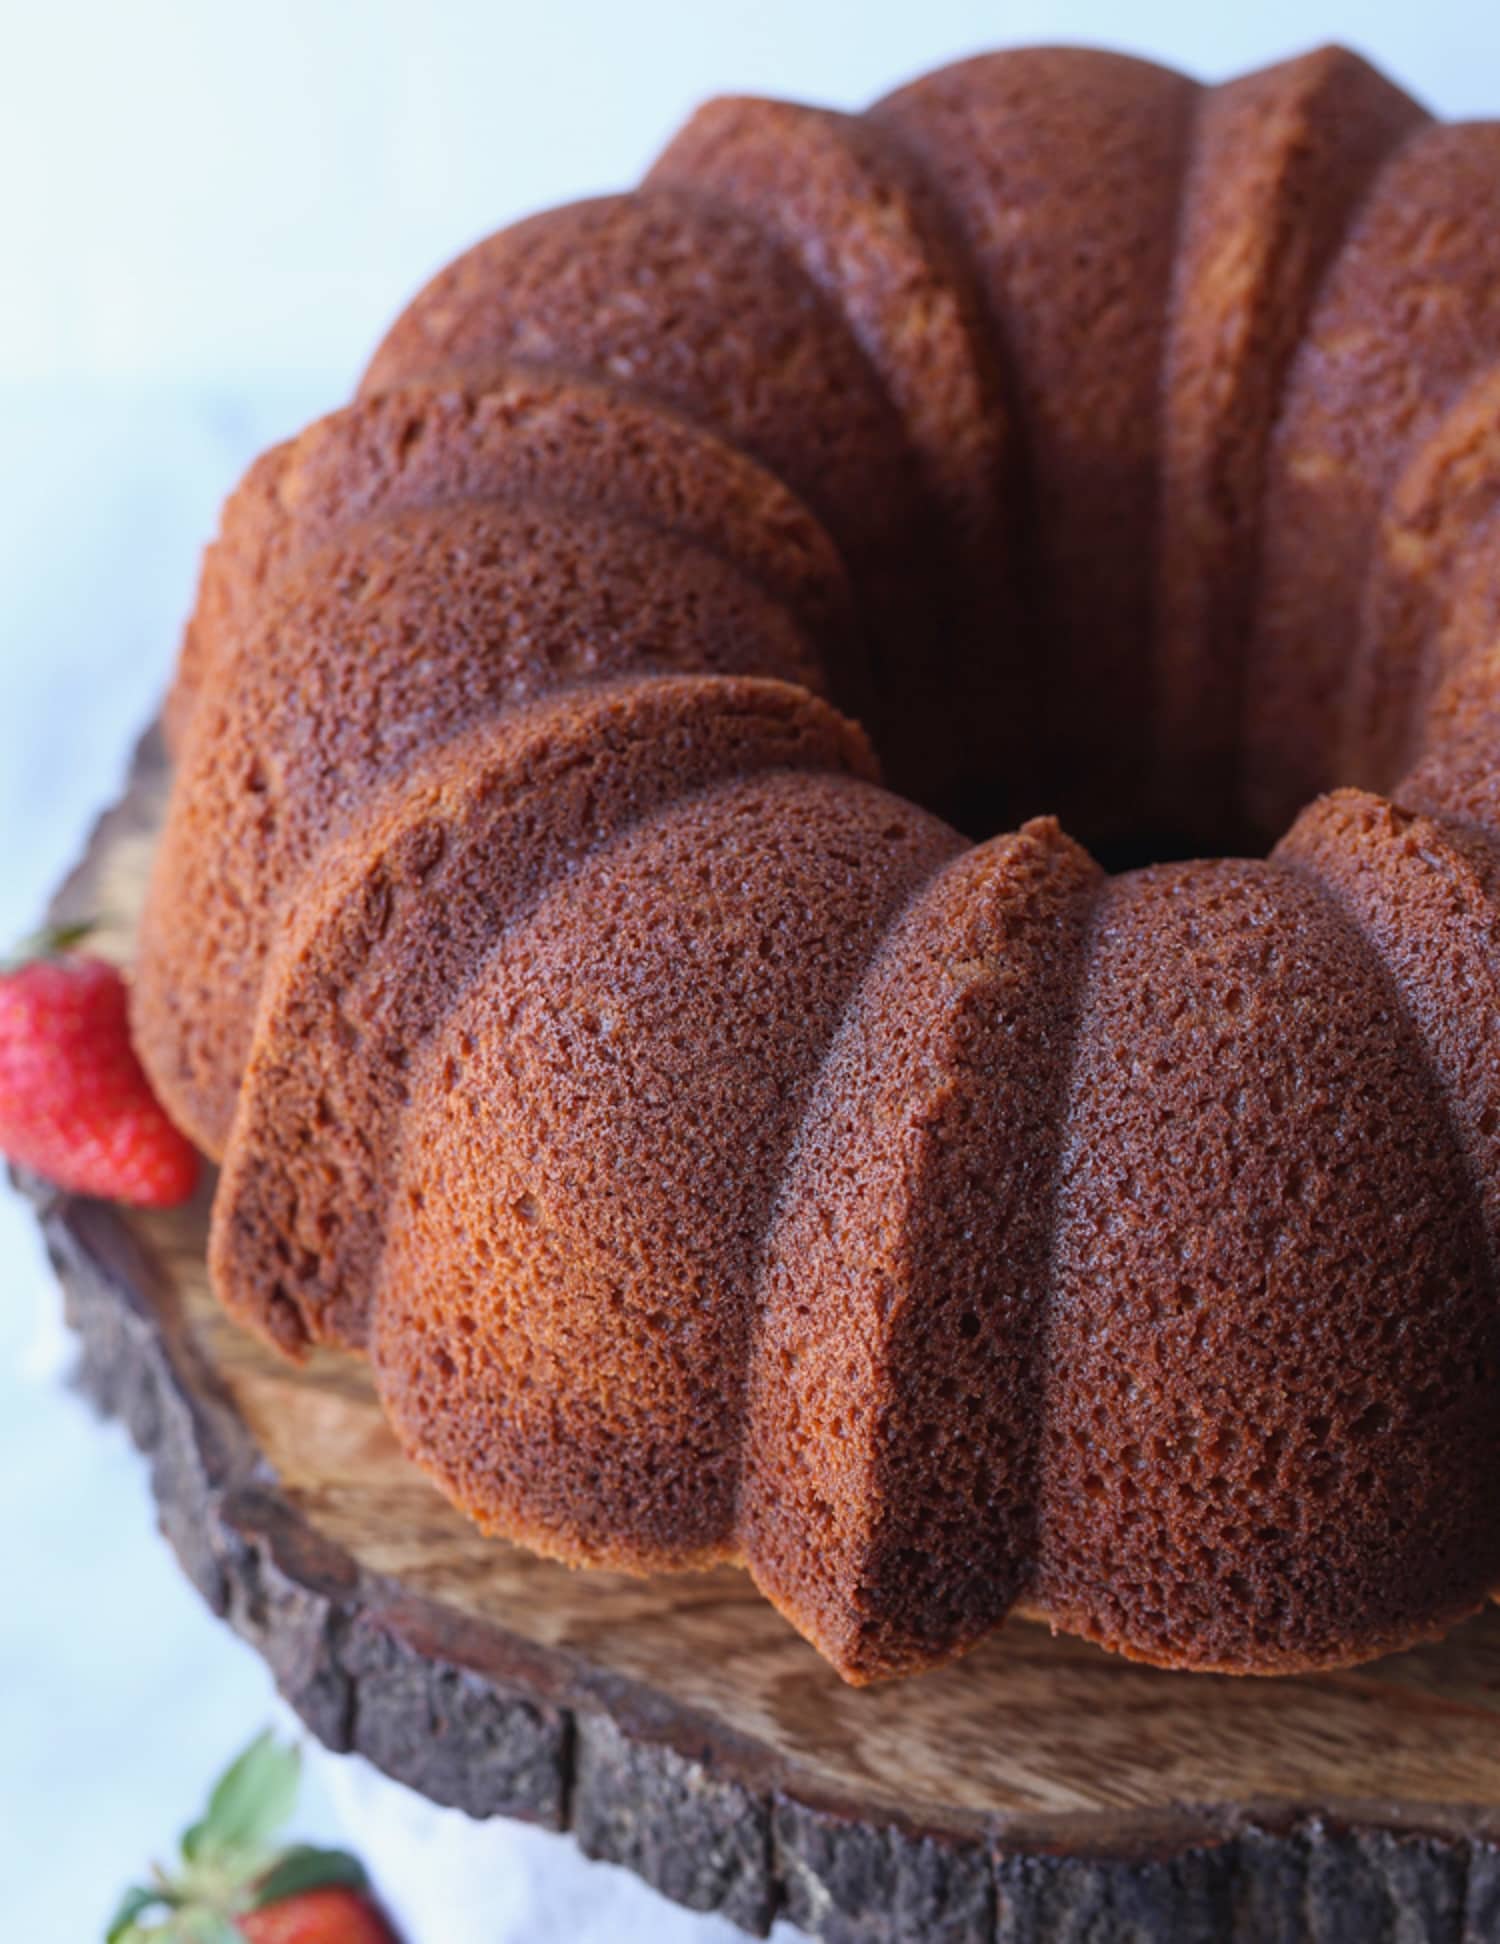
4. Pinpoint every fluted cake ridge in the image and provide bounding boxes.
[136,43,1500,1682]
